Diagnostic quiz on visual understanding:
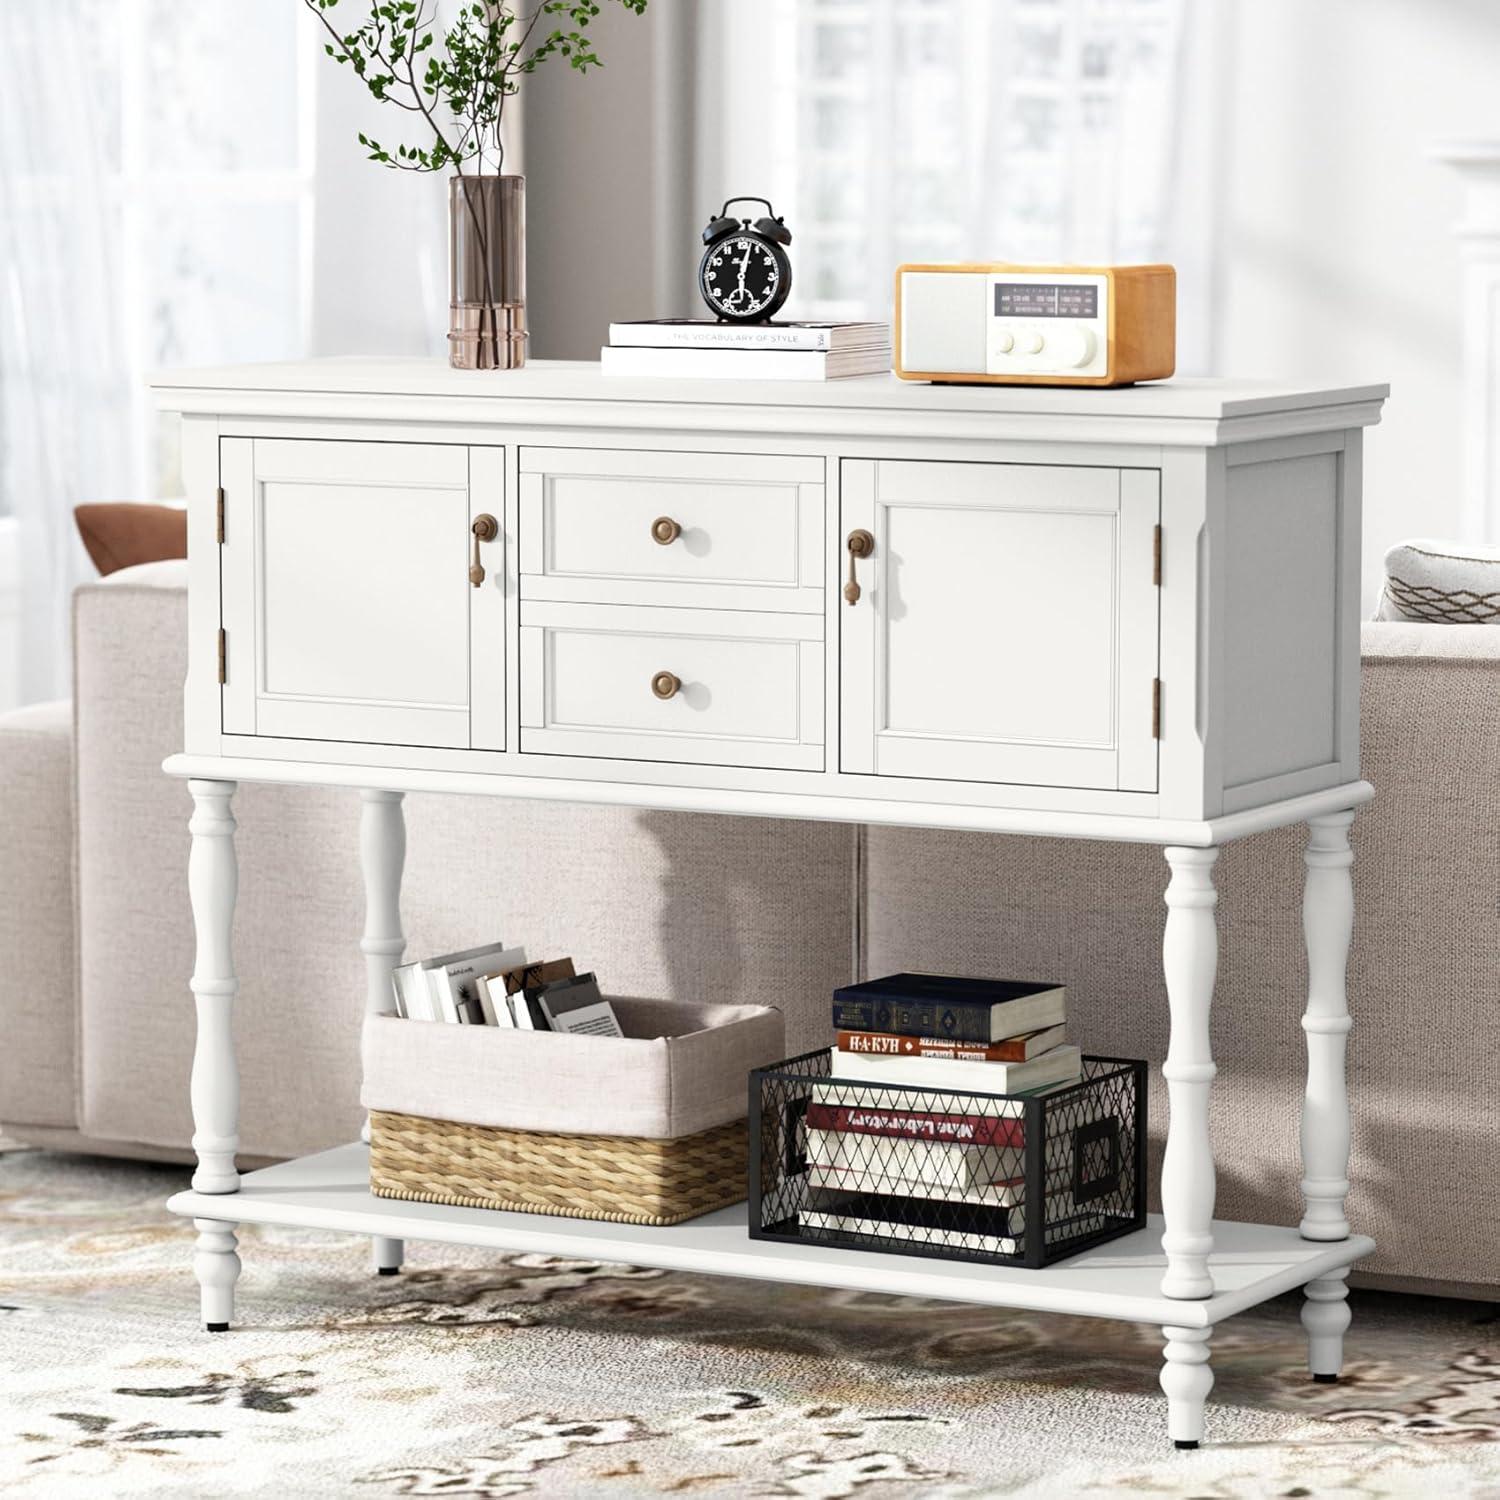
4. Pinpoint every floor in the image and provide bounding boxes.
[2,1149,1498,1499]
